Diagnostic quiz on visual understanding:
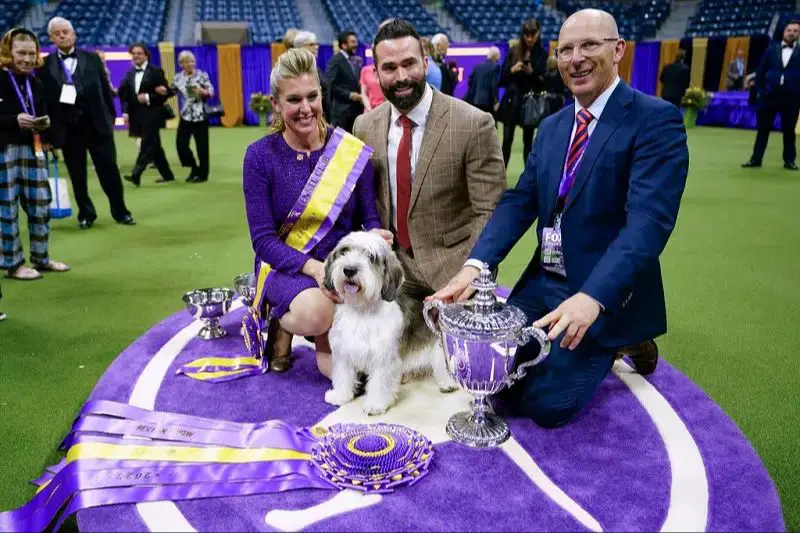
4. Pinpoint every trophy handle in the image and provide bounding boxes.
[423,299,444,334]
[510,325,551,381]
